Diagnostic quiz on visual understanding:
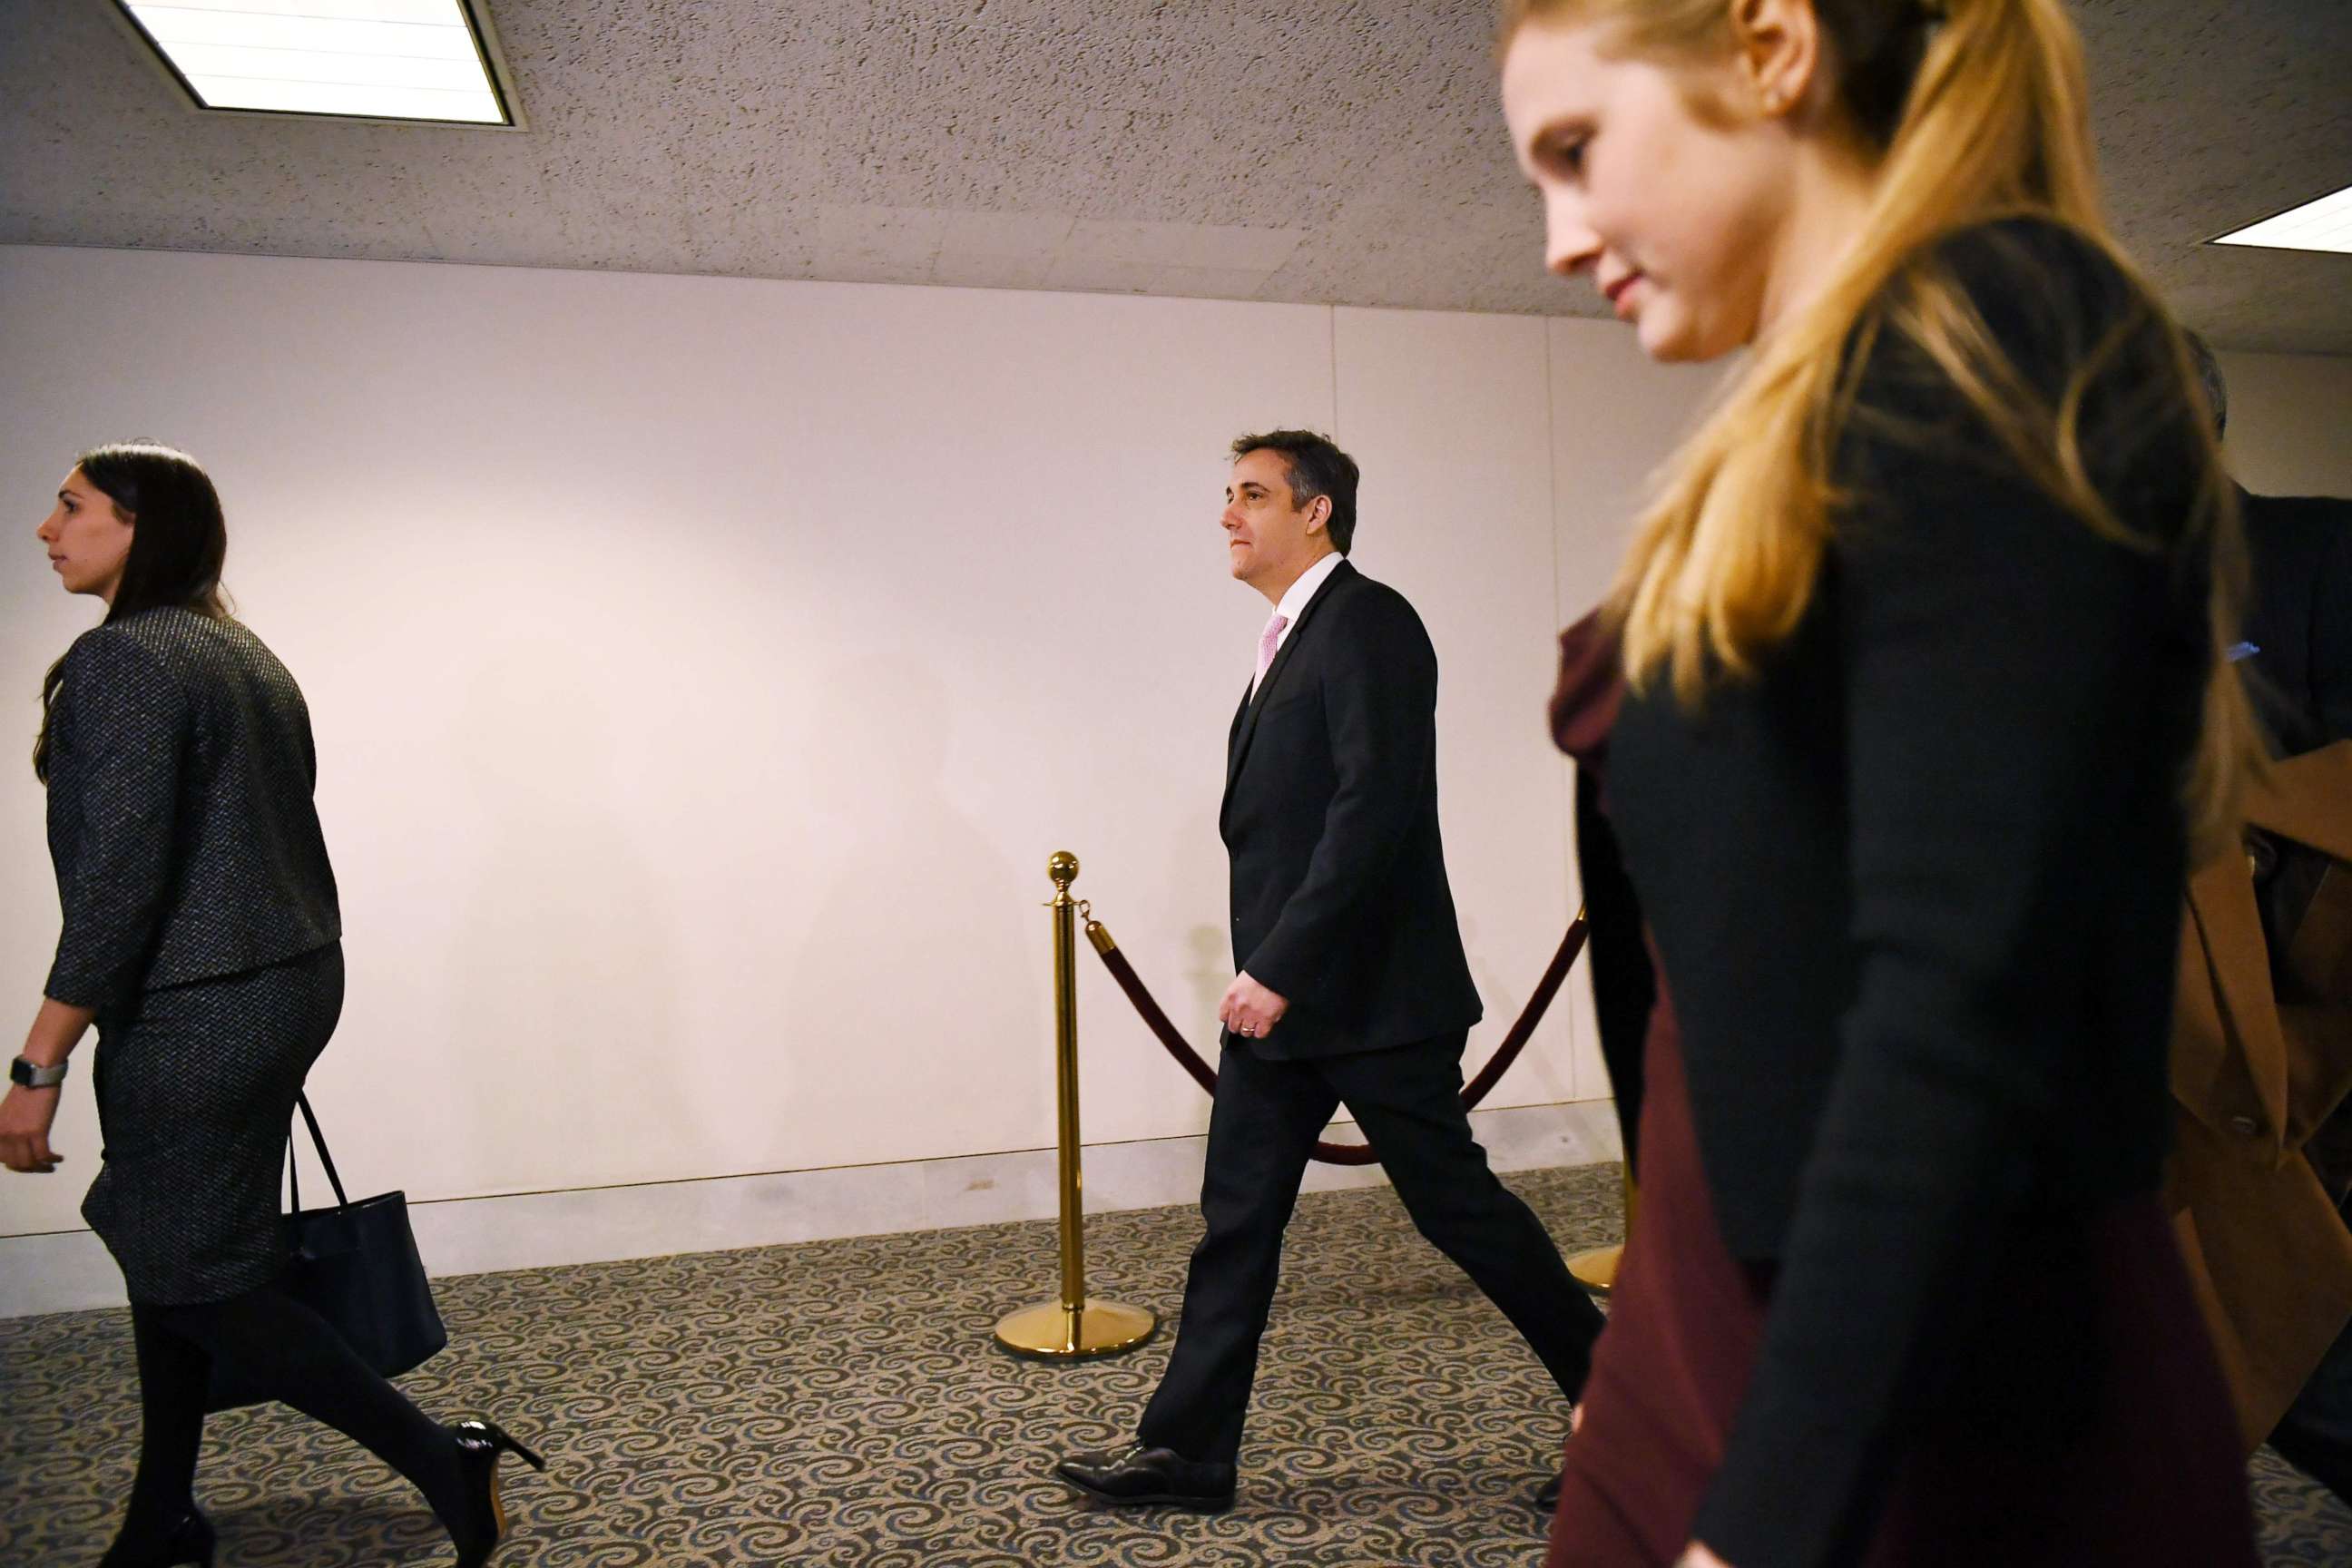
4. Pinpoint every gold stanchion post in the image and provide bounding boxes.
[1569,1170,1637,1296]
[994,852,1158,1358]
